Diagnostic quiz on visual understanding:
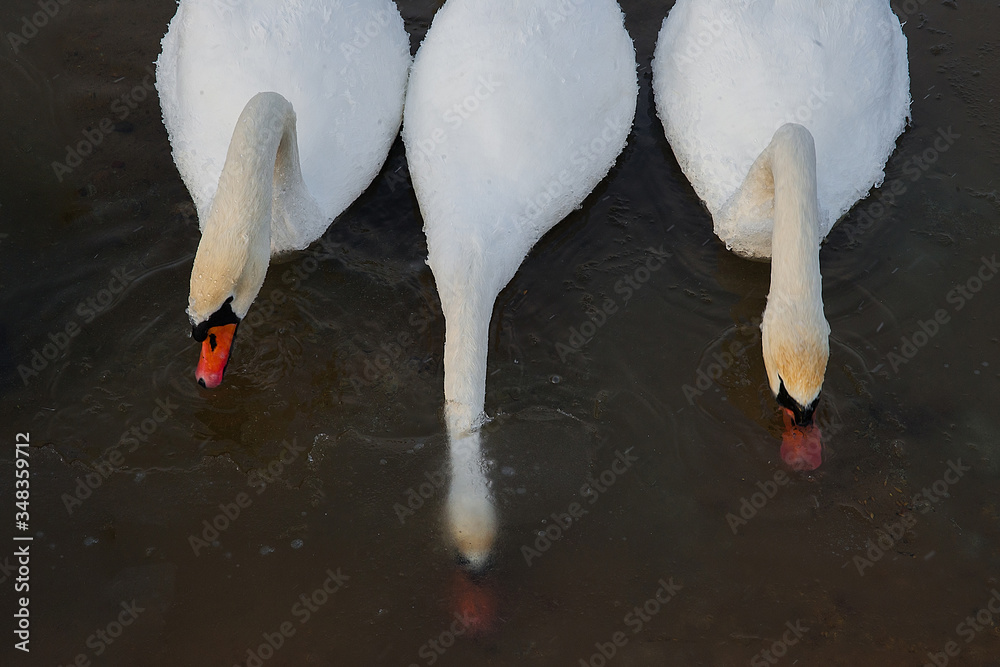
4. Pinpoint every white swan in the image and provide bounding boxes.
[404,0,637,568]
[652,0,909,464]
[156,0,411,387]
